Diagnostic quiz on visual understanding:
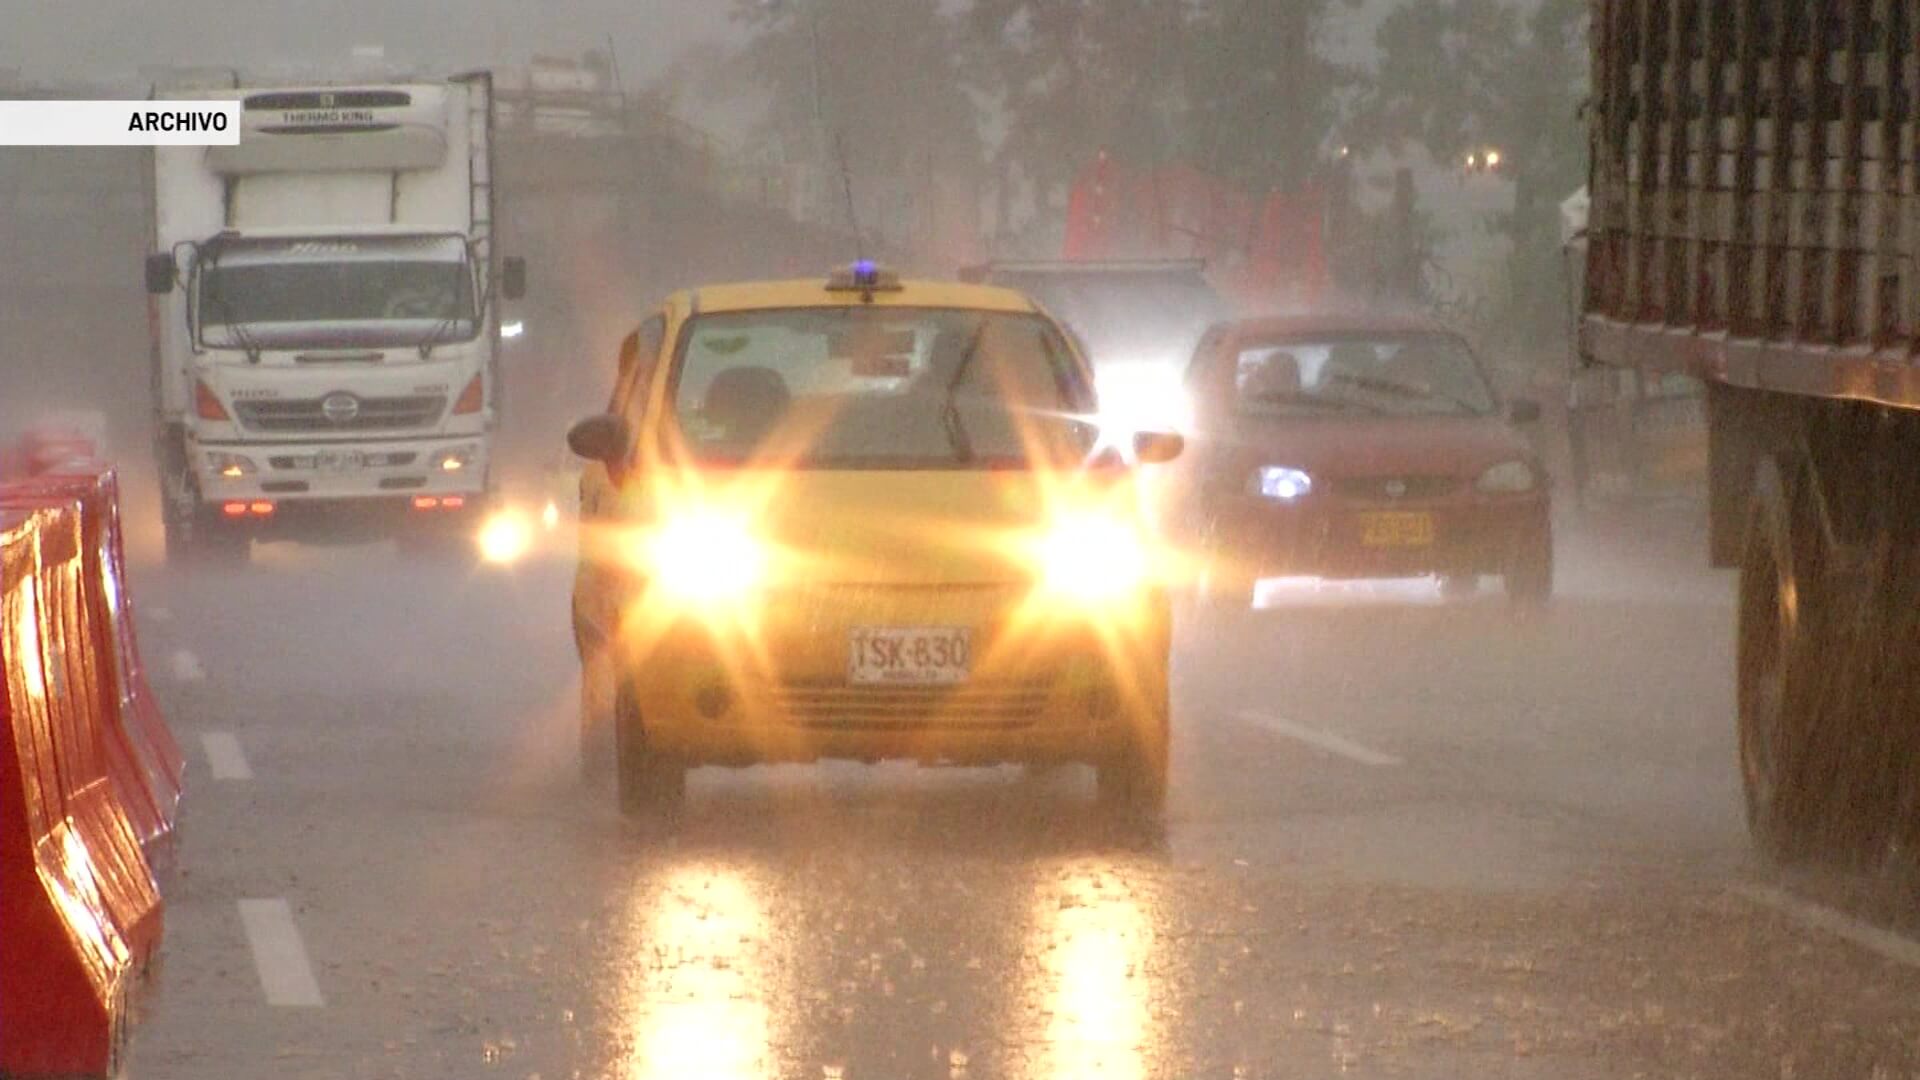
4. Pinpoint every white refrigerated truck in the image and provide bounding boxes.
[144,73,525,564]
